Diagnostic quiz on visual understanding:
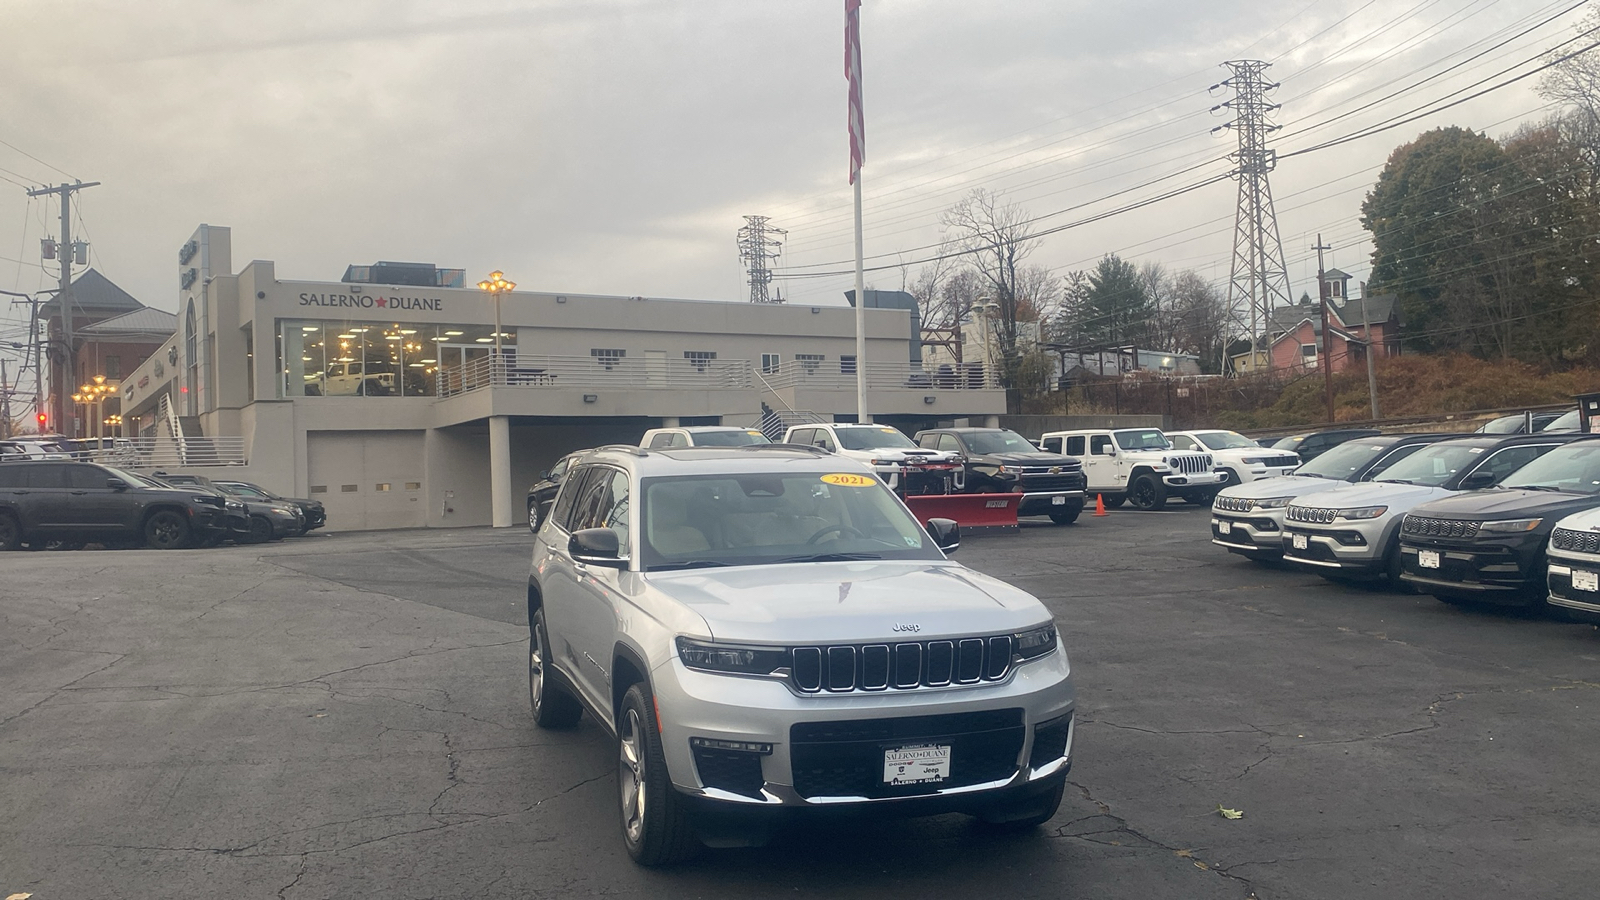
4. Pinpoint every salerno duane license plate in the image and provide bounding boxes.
[884,744,951,785]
